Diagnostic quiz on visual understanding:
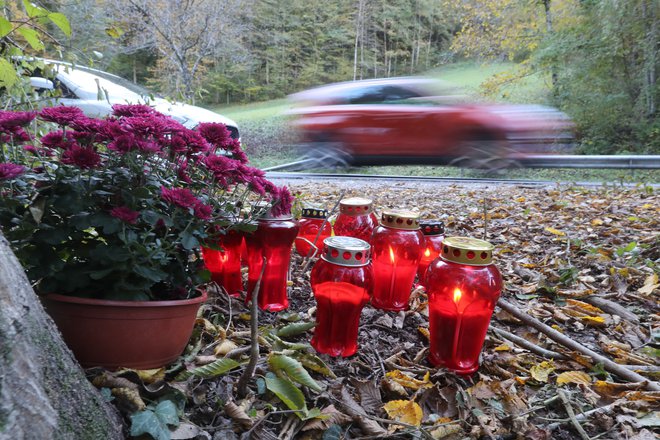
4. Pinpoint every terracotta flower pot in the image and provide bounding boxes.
[41,291,207,370]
